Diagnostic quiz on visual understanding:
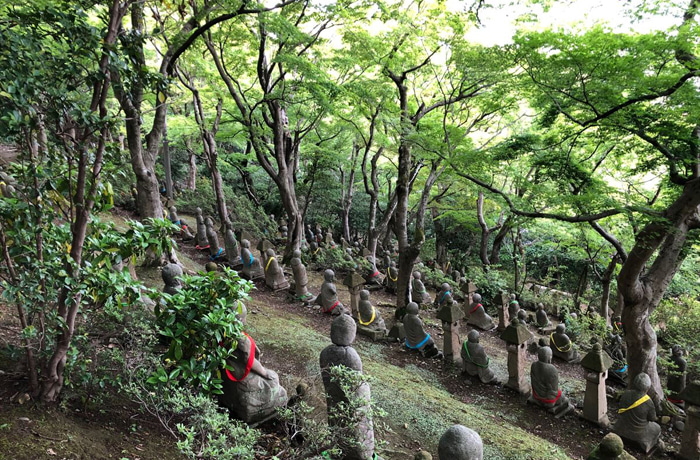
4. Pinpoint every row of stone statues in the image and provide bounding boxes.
[167,212,695,459]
